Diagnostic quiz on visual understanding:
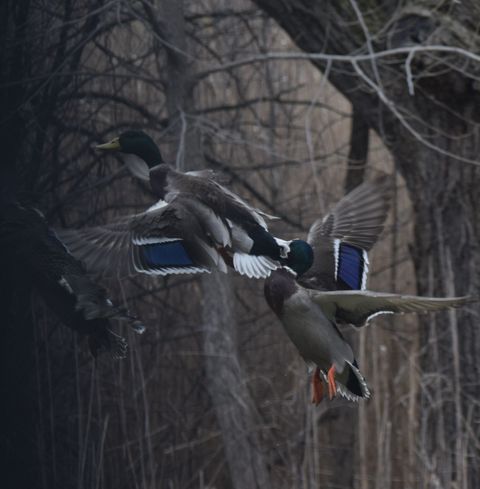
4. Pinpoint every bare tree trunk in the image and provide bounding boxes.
[345,108,369,193]
[158,1,272,486]
[202,272,272,489]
